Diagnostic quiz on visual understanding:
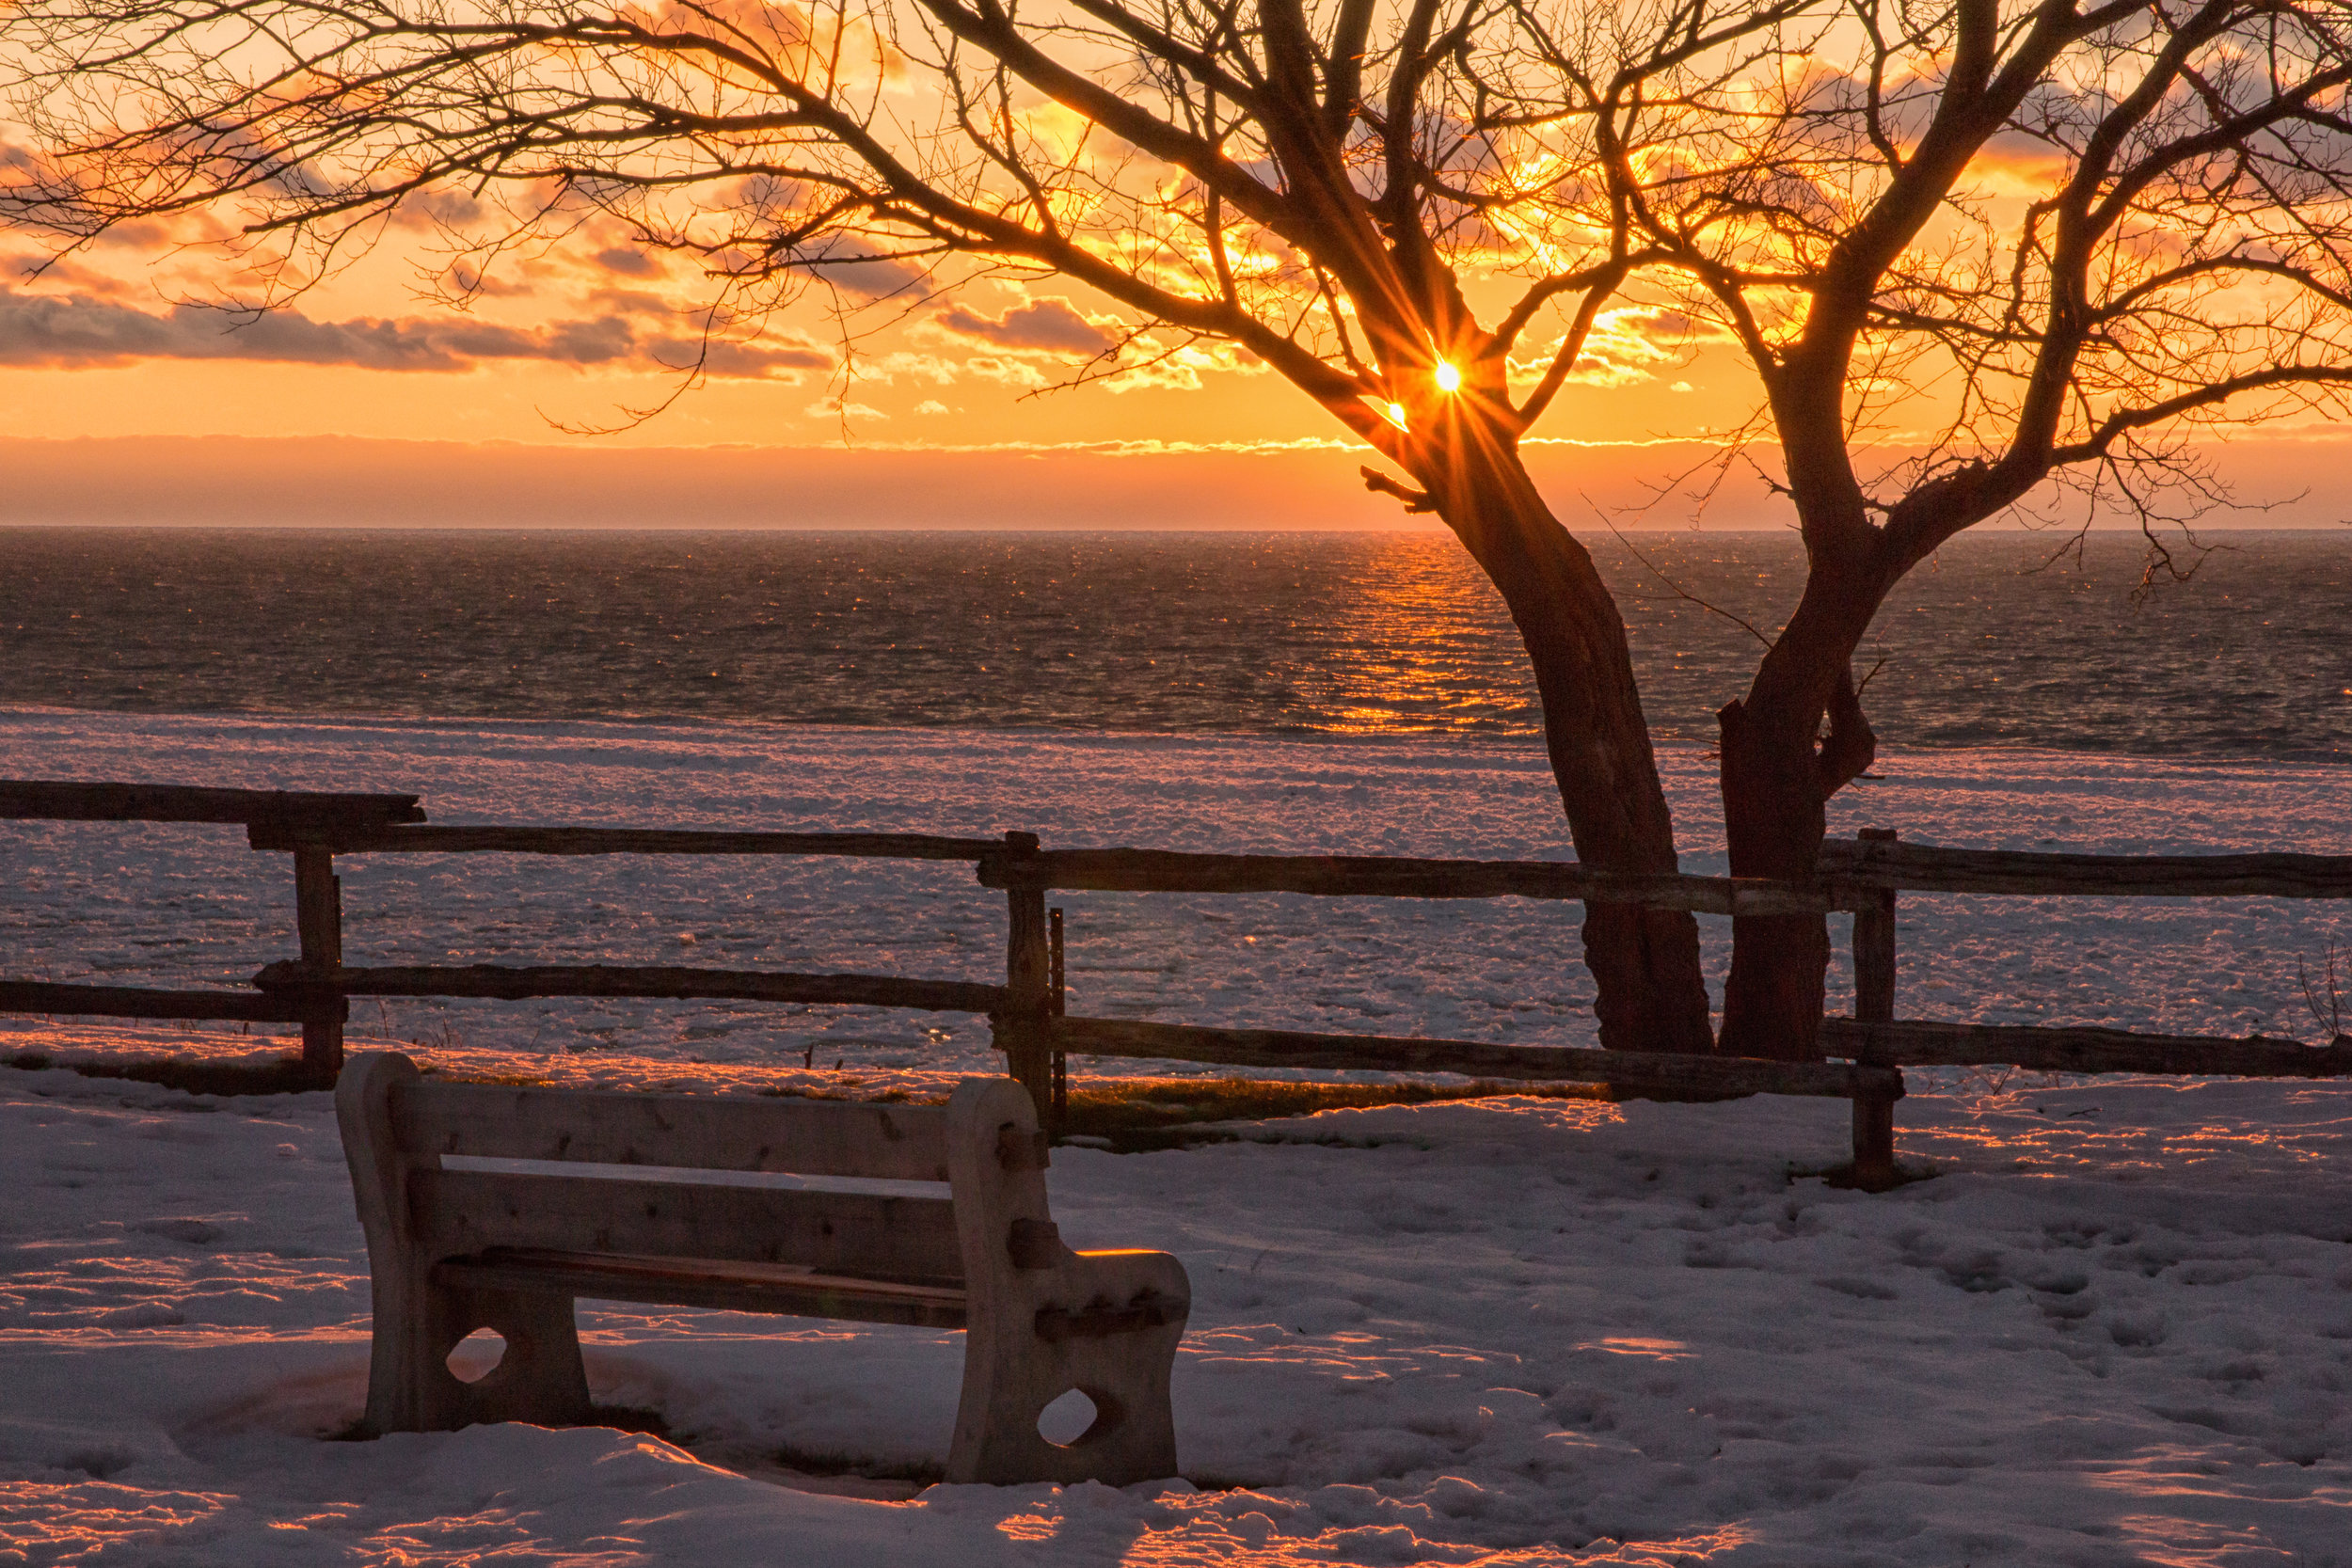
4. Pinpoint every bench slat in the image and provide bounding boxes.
[435,1248,970,1329]
[394,1081,953,1181]
[416,1168,964,1283]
